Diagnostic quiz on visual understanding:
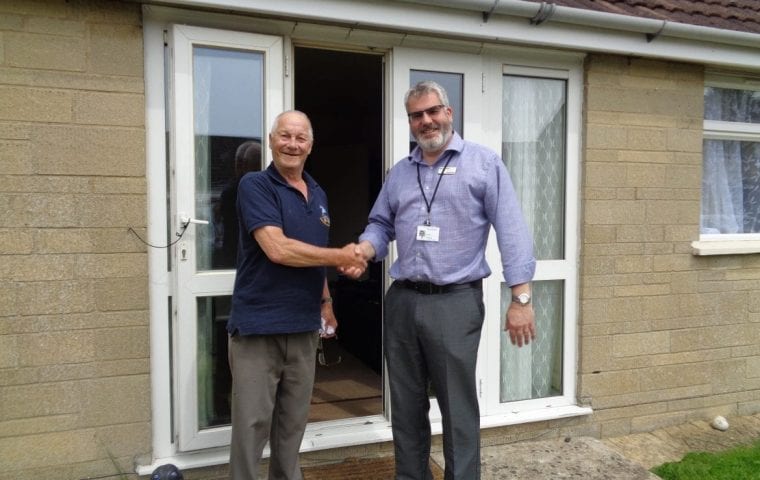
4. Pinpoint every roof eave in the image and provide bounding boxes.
[140,0,760,71]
